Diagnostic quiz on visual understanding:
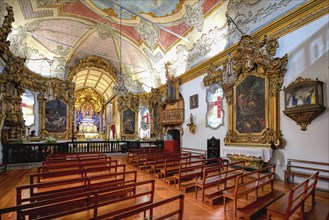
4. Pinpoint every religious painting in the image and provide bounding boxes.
[21,90,35,127]
[206,35,288,148]
[284,81,320,108]
[190,94,198,109]
[152,106,161,133]
[121,108,136,136]
[235,75,265,133]
[45,100,67,133]
[206,84,224,129]
[92,0,182,19]
[283,77,325,131]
